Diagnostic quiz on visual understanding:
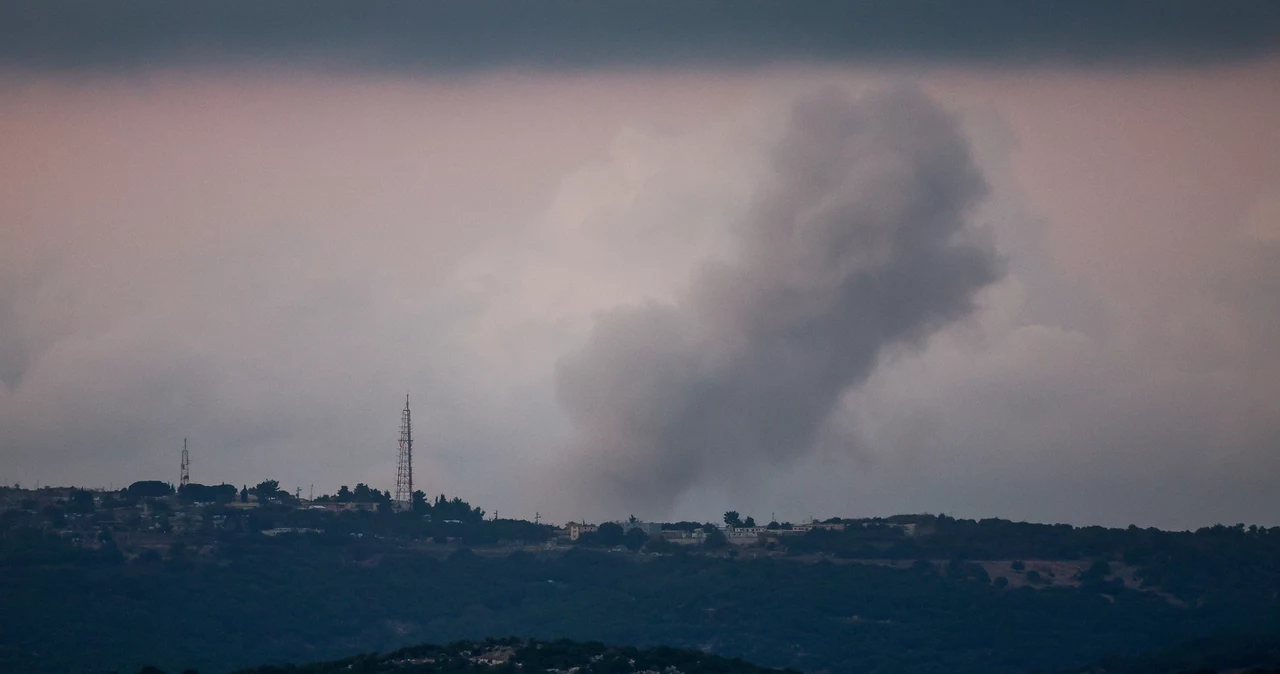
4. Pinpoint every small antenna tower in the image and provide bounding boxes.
[394,395,414,511]
[180,439,190,488]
